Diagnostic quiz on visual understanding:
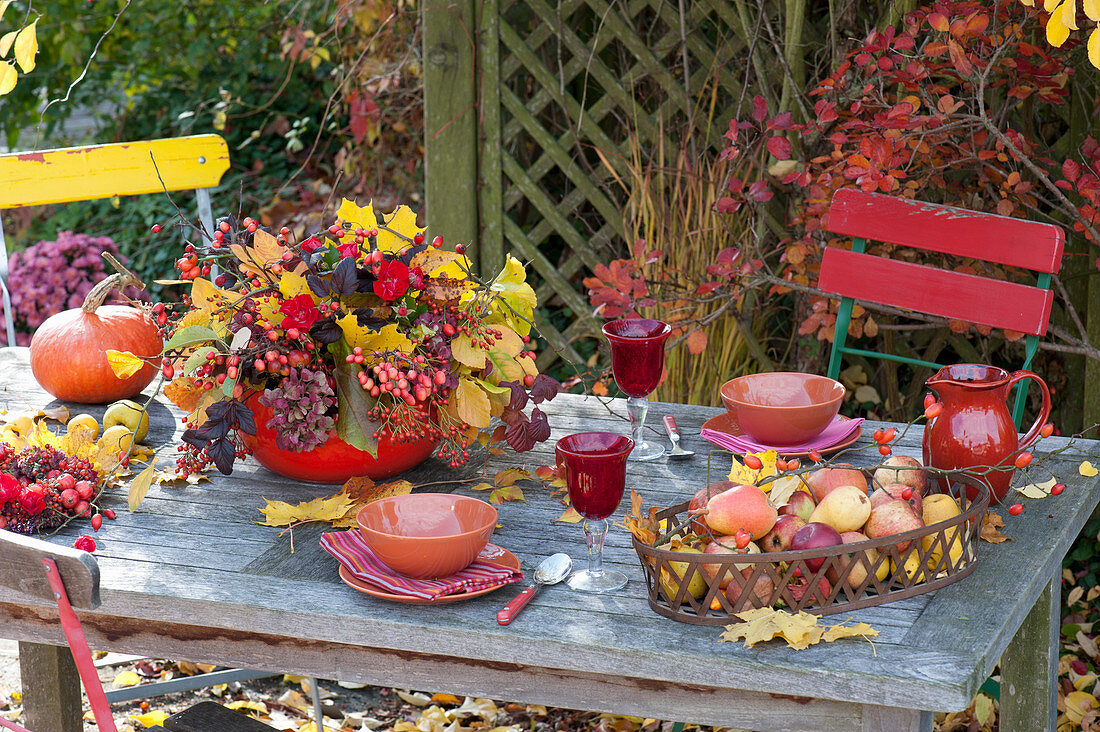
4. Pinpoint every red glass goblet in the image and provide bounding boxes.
[556,431,634,593]
[602,318,672,461]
